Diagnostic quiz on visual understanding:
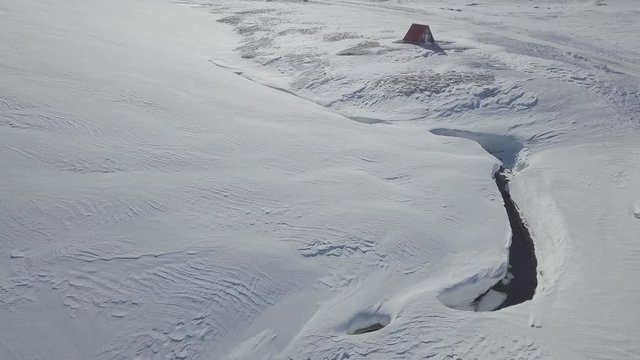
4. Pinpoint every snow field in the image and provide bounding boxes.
[2,0,640,359]
[204,0,640,358]
[1,0,518,359]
